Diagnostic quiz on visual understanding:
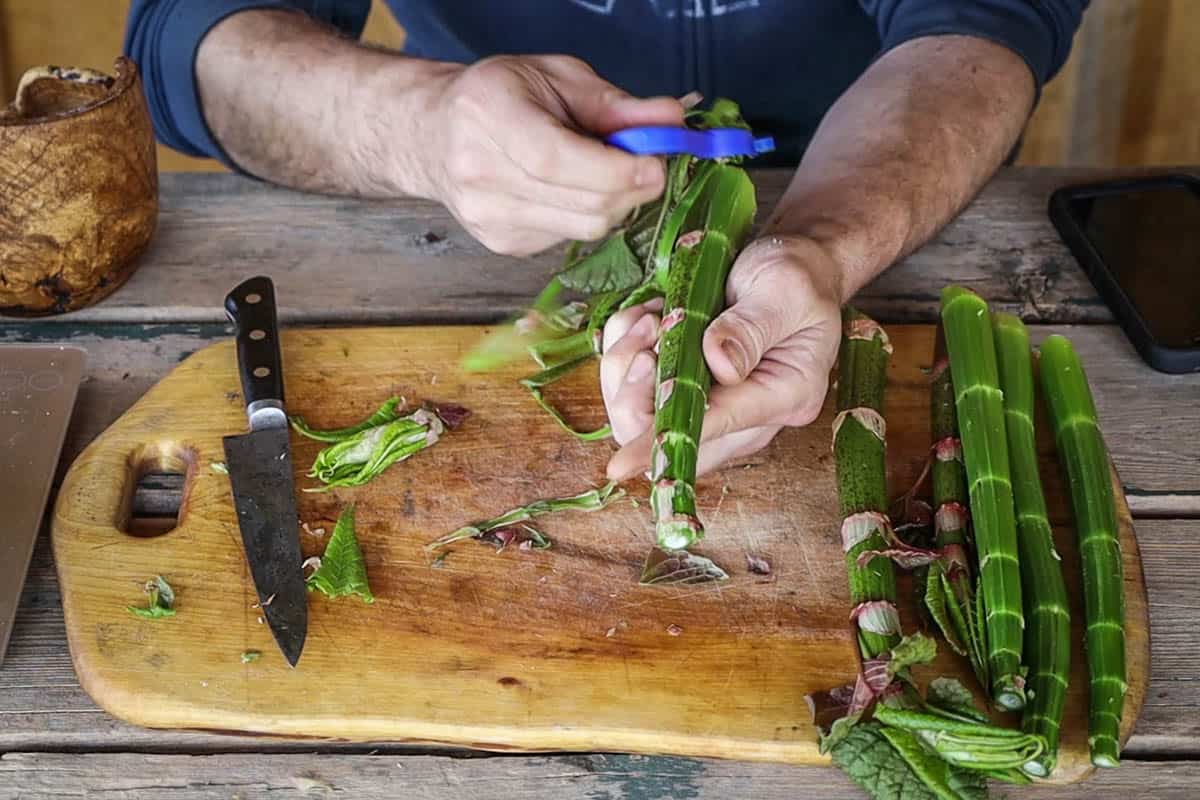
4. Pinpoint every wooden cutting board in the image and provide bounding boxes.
[53,325,1148,782]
